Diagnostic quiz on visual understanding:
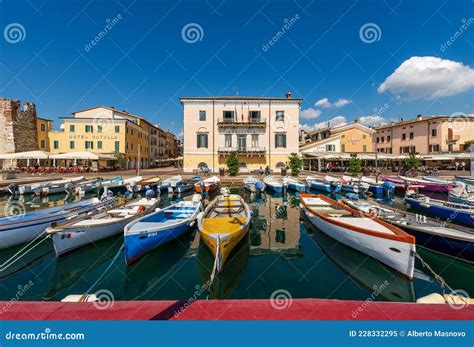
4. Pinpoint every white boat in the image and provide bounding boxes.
[300,193,416,279]
[263,176,286,193]
[0,197,116,249]
[162,175,183,188]
[64,178,102,195]
[448,181,474,205]
[283,176,306,192]
[341,175,370,194]
[8,176,85,195]
[47,197,158,257]
[243,176,266,193]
